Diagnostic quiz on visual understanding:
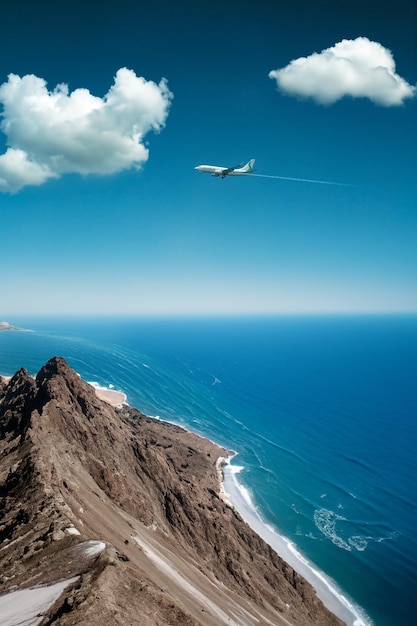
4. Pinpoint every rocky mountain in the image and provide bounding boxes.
[0,357,344,626]
[0,322,20,332]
